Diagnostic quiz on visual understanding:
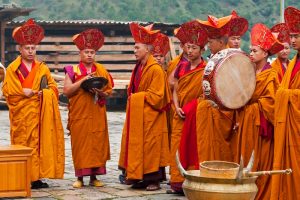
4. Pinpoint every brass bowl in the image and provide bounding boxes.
[200,161,240,179]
